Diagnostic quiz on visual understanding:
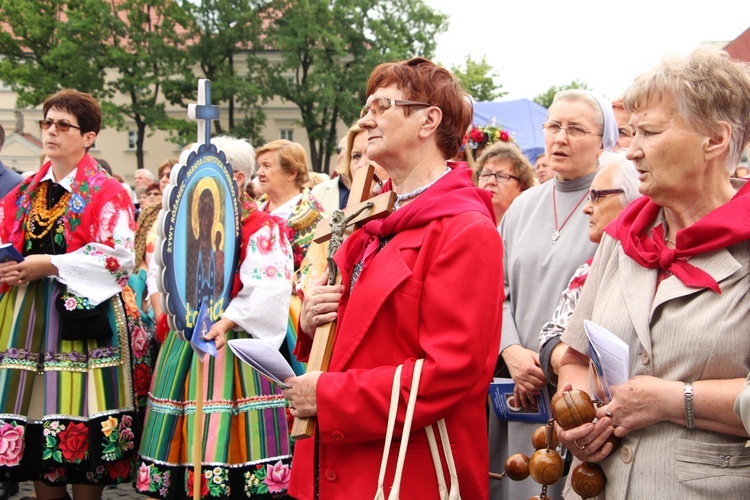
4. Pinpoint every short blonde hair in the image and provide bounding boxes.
[623,46,750,173]
[256,139,310,189]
